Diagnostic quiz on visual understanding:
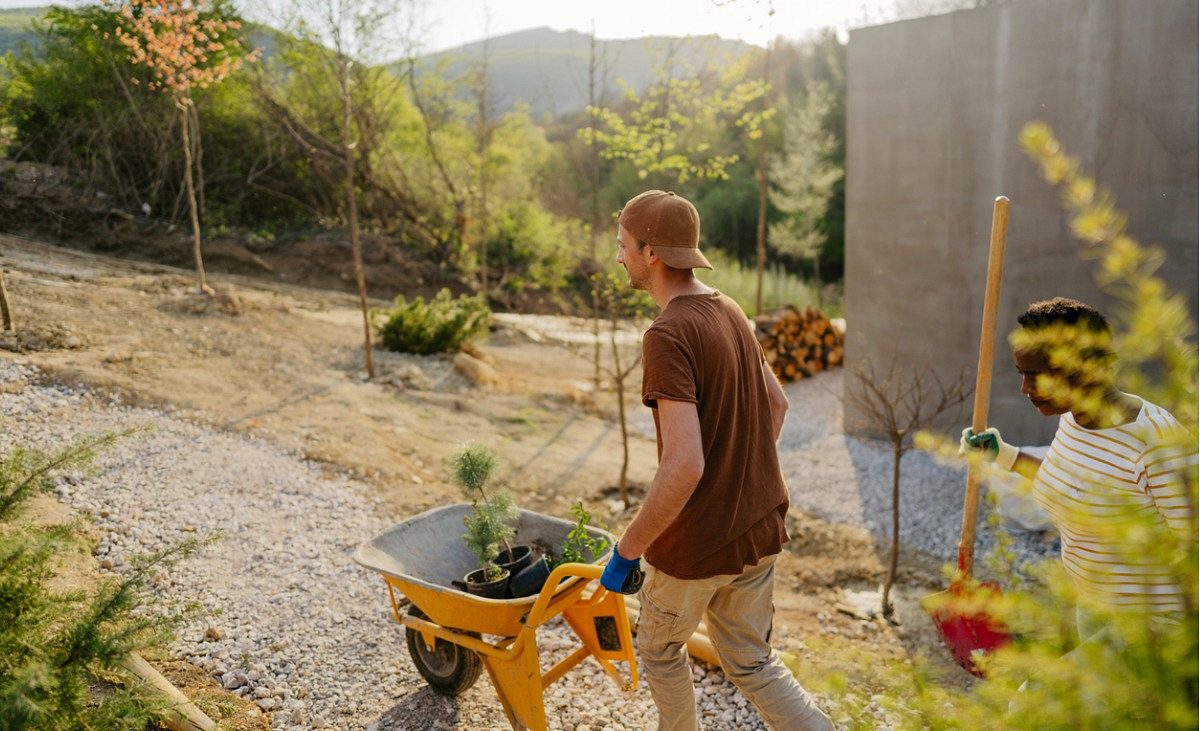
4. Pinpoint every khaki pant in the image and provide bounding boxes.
[635,554,835,731]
